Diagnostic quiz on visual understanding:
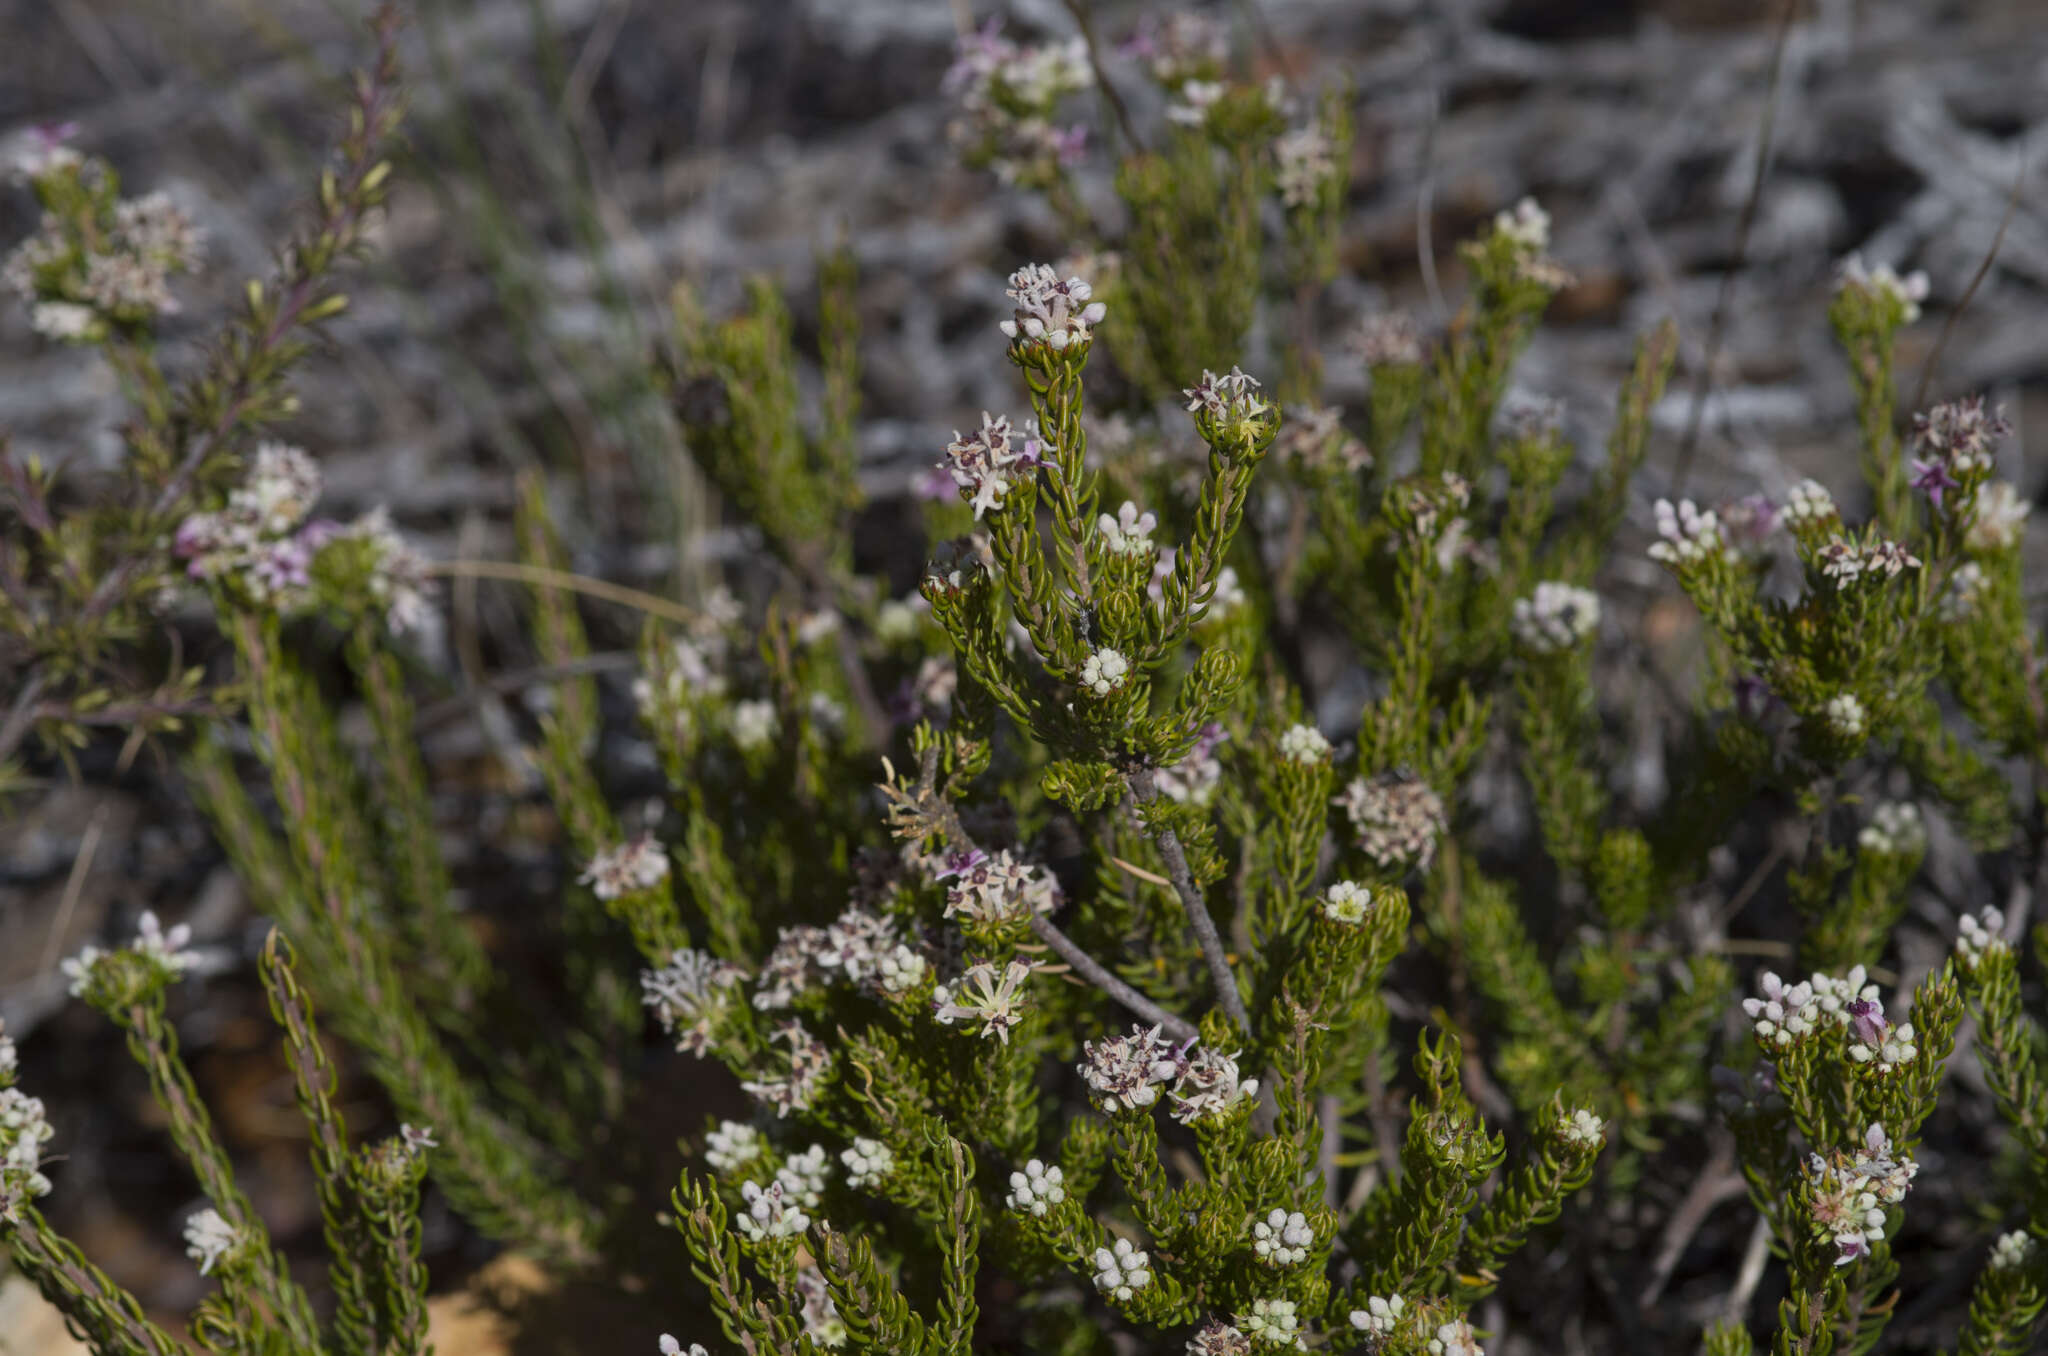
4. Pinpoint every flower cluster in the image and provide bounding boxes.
[60,910,204,999]
[1349,1295,1407,1340]
[1188,1321,1253,1356]
[1510,581,1600,654]
[1080,647,1132,696]
[1123,13,1229,91]
[1845,998,1917,1073]
[1273,405,1370,473]
[1821,693,1867,740]
[1241,1297,1303,1348]
[1320,880,1376,925]
[1967,481,2030,553]
[704,1120,764,1176]
[1092,1237,1153,1302]
[1276,723,1332,765]
[775,1144,832,1210]
[1183,367,1268,426]
[1989,1230,2037,1272]
[1099,501,1159,557]
[1806,1124,1918,1266]
[931,960,1036,1043]
[1857,801,1925,858]
[1836,252,1929,325]
[943,25,1091,186]
[1559,1108,1606,1149]
[183,1208,241,1276]
[3,152,204,337]
[1911,396,2008,510]
[1336,773,1447,872]
[1743,972,1820,1047]
[1353,310,1425,368]
[1000,262,1106,353]
[941,411,1046,519]
[582,838,671,901]
[736,1179,811,1242]
[1168,1046,1259,1124]
[1006,1158,1066,1217]
[1080,1024,1188,1112]
[1956,907,2009,969]
[1,1021,55,1217]
[1814,537,1920,587]
[1273,125,1336,209]
[1251,1208,1314,1266]
[640,950,745,1056]
[741,1022,833,1118]
[1784,479,1838,532]
[1647,498,1726,569]
[938,848,1060,924]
